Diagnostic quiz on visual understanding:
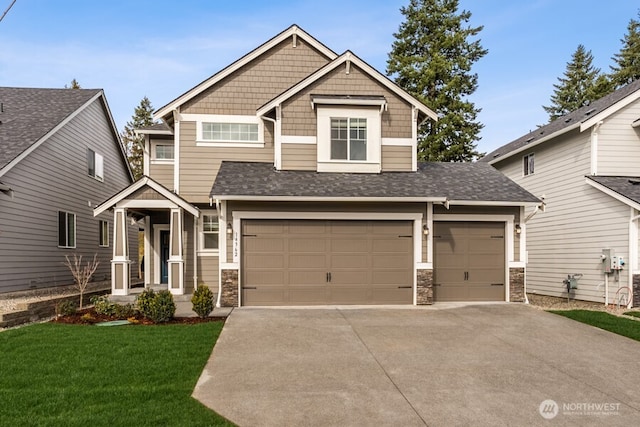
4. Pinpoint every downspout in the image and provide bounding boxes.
[590,121,603,176]
[193,214,198,291]
[262,114,278,169]
[214,198,223,308]
[522,201,545,304]
[629,211,640,308]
